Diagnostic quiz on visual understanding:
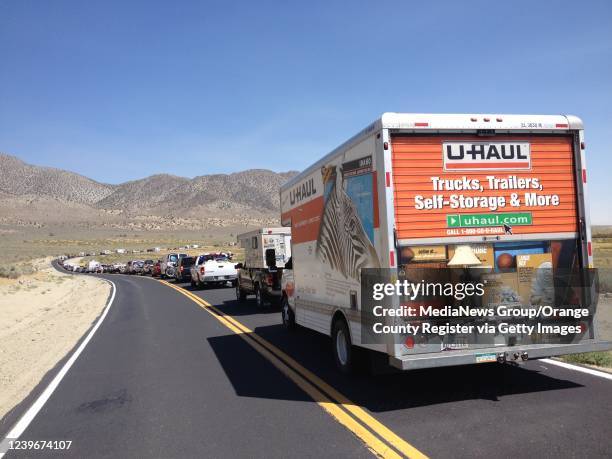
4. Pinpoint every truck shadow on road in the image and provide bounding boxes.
[183,287,585,412]
[182,284,281,316]
[207,324,582,412]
